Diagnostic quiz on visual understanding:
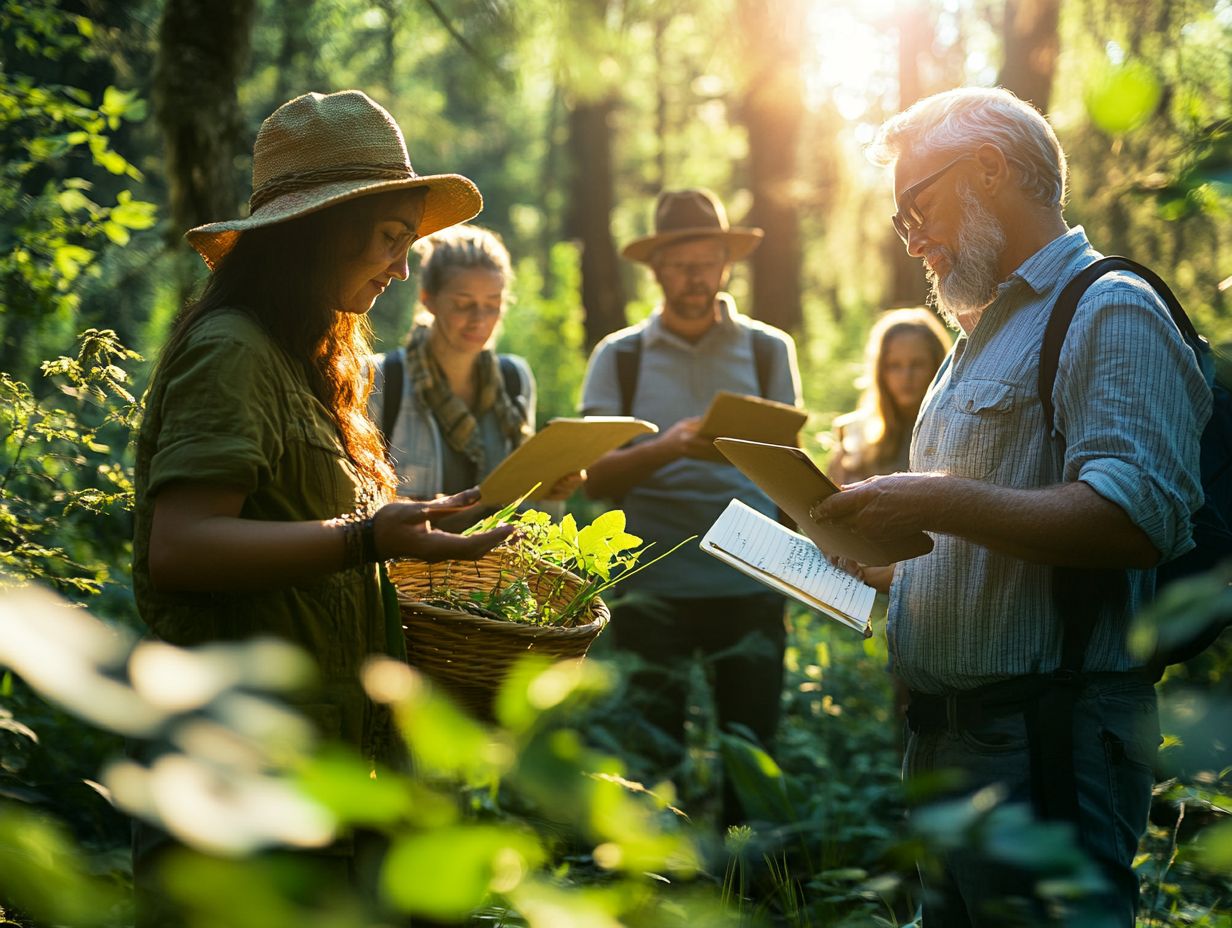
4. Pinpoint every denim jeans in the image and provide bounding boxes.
[904,676,1159,927]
